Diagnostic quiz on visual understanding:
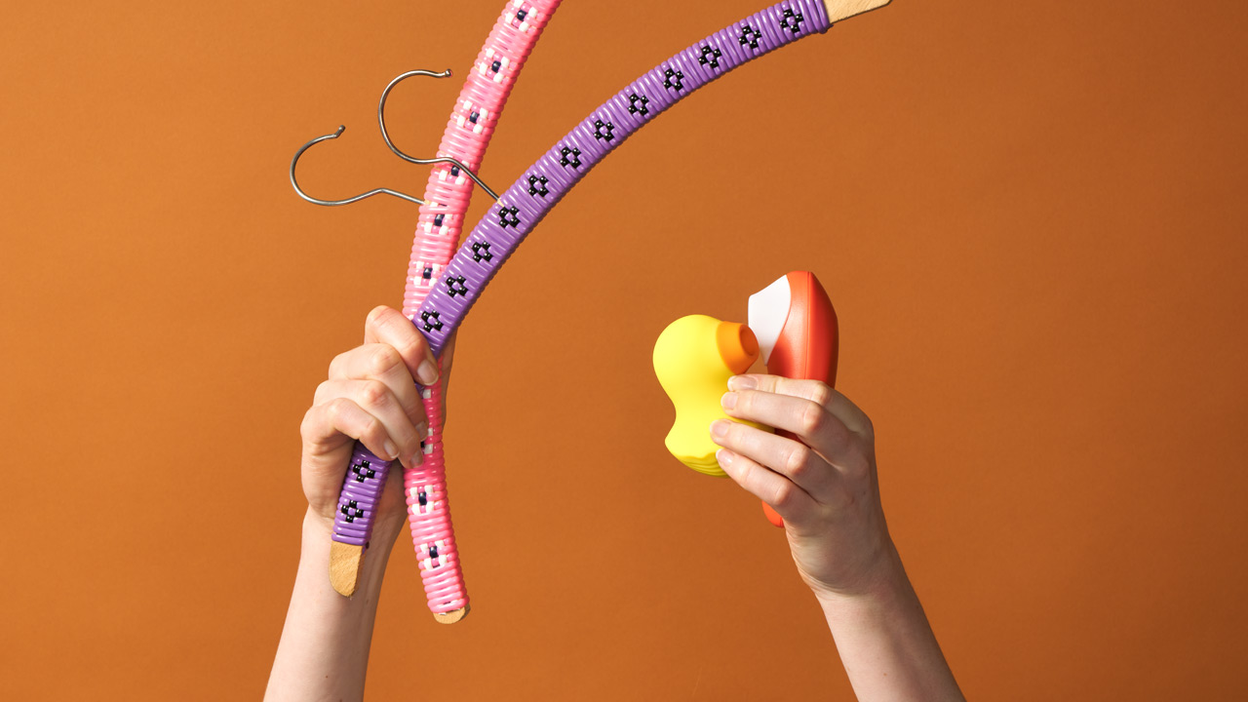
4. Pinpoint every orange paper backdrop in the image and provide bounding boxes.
[2,0,1247,699]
